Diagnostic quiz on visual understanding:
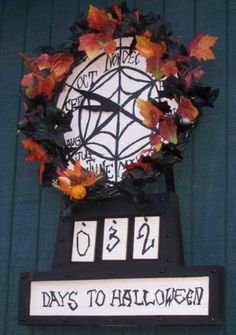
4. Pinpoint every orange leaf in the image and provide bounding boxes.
[187,32,218,61]
[136,98,163,128]
[177,98,199,122]
[150,134,162,152]
[50,53,74,81]
[79,33,116,59]
[159,117,177,144]
[88,5,113,31]
[21,139,47,184]
[136,35,165,59]
[21,138,47,161]
[79,33,105,59]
